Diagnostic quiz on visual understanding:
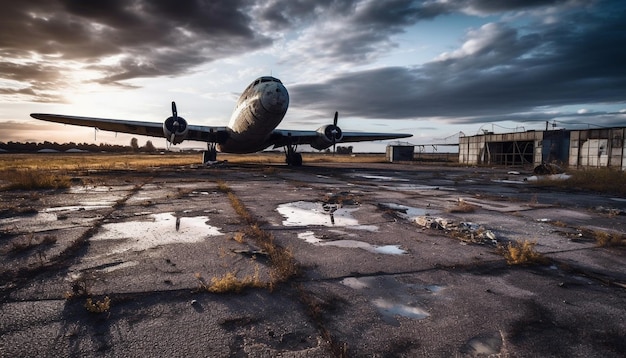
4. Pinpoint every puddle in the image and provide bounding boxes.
[69,186,119,193]
[372,299,430,320]
[352,174,410,182]
[378,203,436,220]
[297,232,406,254]
[378,184,452,192]
[277,201,378,231]
[492,179,527,184]
[0,212,58,225]
[341,276,442,325]
[92,212,222,254]
[297,232,407,255]
[525,174,572,181]
[43,202,114,212]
